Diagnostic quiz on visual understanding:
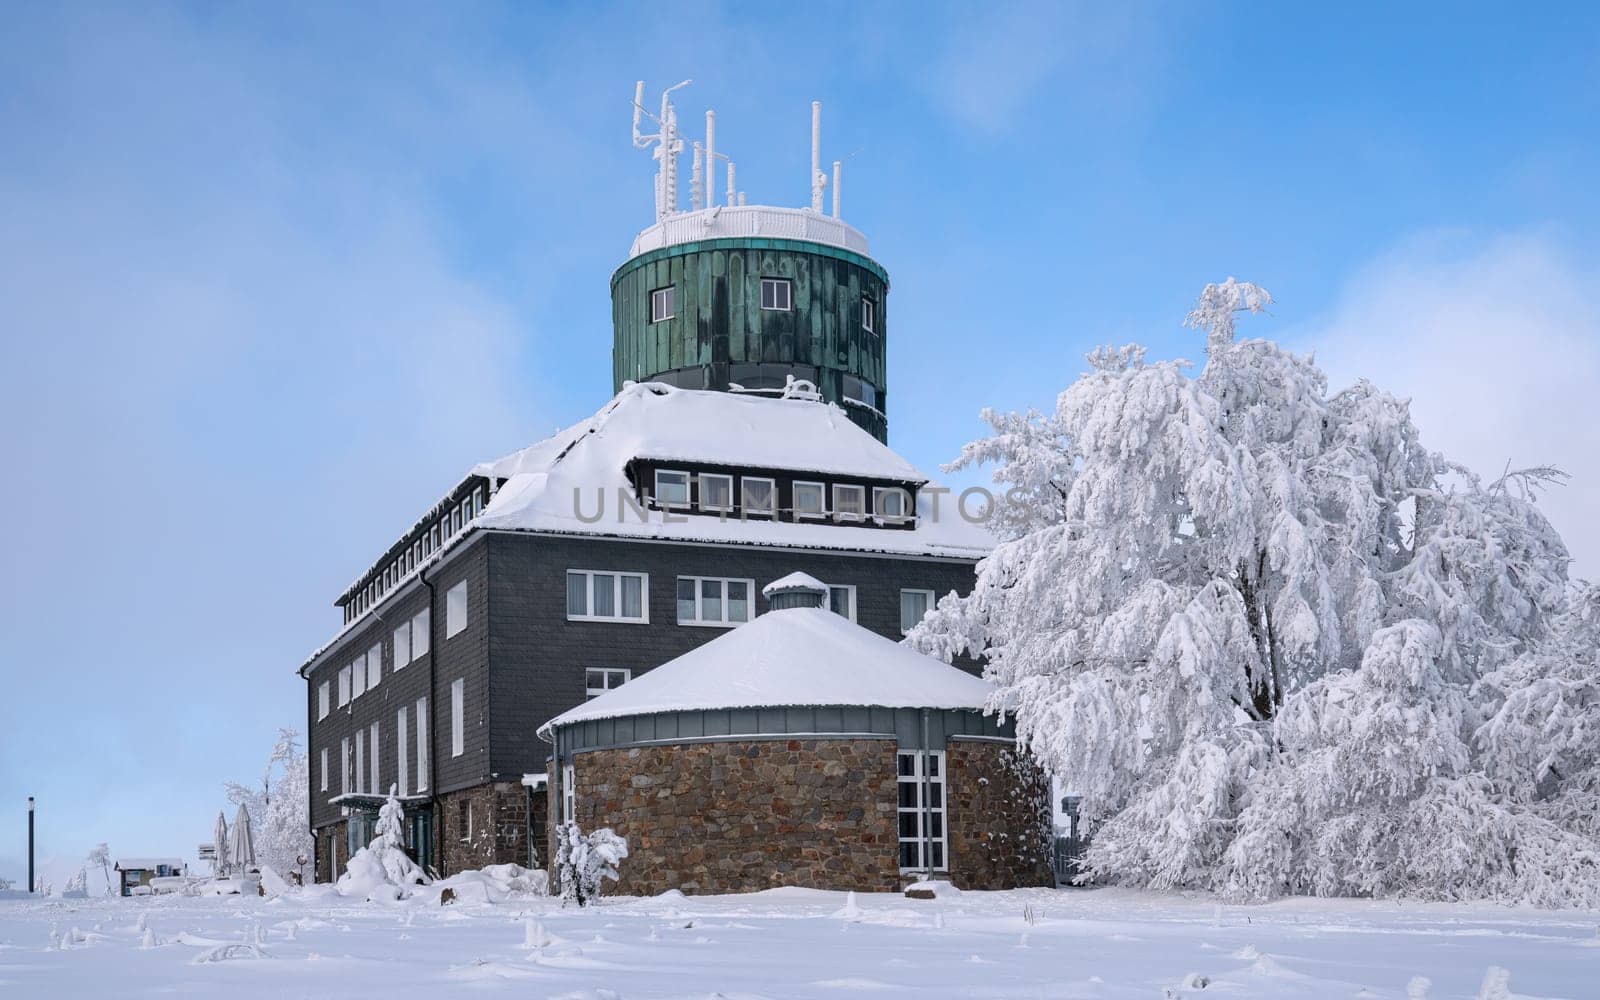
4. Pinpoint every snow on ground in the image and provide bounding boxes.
[0,885,1594,999]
